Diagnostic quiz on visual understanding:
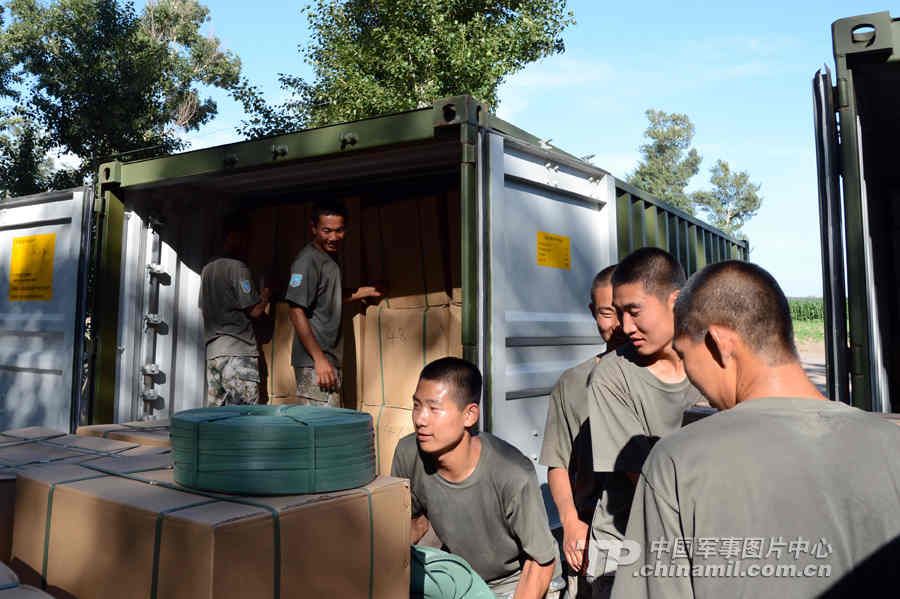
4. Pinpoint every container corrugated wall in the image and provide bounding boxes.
[614,179,749,272]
